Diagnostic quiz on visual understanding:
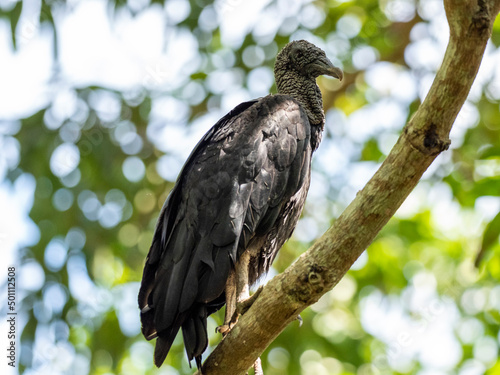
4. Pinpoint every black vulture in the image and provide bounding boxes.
[138,40,343,369]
